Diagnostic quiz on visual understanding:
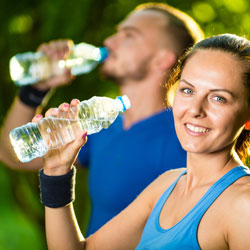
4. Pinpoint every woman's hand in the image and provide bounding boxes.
[32,99,87,176]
